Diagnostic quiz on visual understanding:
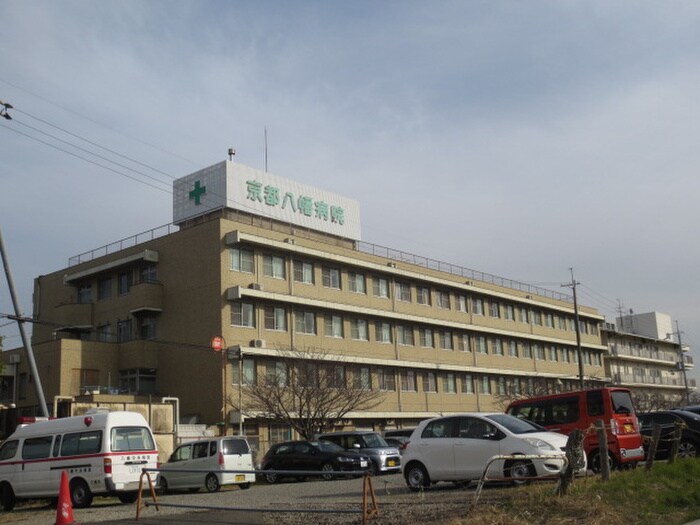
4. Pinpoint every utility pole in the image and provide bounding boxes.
[0,227,49,417]
[671,321,690,405]
[562,268,584,389]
